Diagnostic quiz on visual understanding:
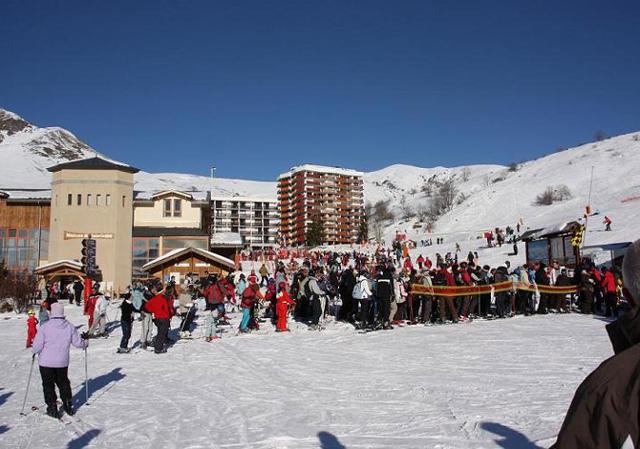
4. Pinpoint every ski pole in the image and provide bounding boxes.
[84,345,89,405]
[19,354,36,416]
